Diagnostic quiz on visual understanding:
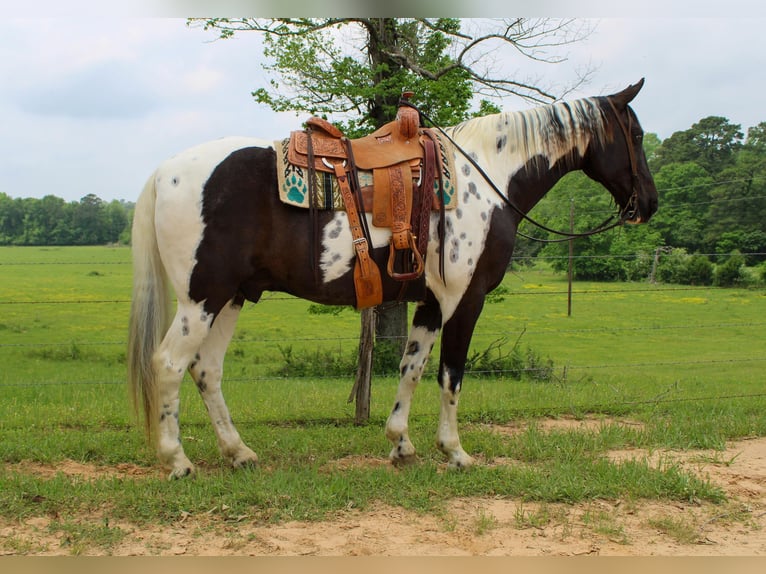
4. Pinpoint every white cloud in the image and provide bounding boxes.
[2,16,766,202]
[181,65,225,94]
[18,61,160,119]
